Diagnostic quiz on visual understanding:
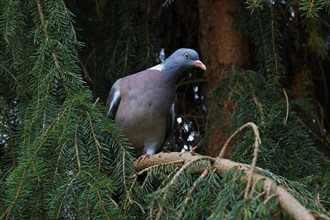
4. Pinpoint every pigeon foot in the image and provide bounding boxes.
[136,154,151,163]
